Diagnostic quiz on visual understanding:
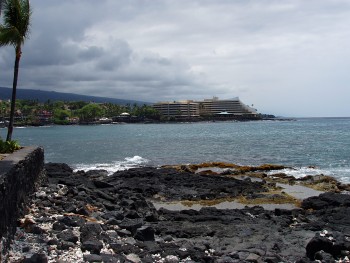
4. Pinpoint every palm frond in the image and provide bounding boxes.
[0,26,20,46]
[0,0,30,44]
